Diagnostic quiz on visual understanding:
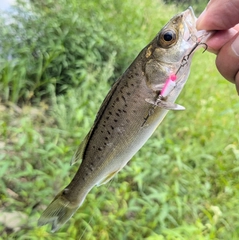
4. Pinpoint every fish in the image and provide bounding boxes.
[38,7,210,232]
